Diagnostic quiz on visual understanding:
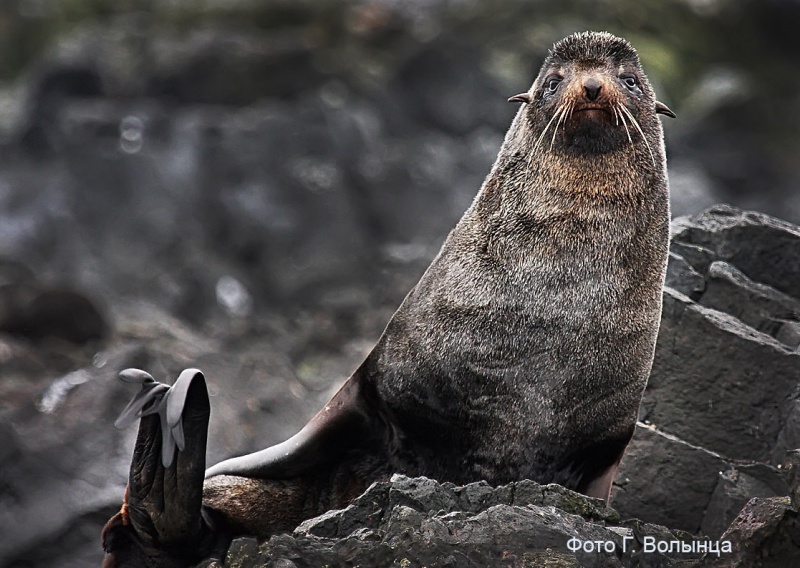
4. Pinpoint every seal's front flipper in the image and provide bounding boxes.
[102,369,214,568]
